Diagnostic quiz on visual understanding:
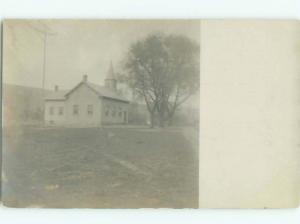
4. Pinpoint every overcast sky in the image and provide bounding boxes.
[3,19,200,90]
